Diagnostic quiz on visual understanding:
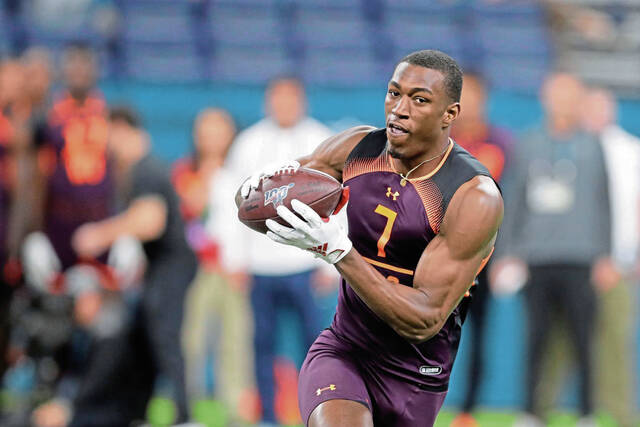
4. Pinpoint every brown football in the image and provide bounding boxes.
[236,167,343,234]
